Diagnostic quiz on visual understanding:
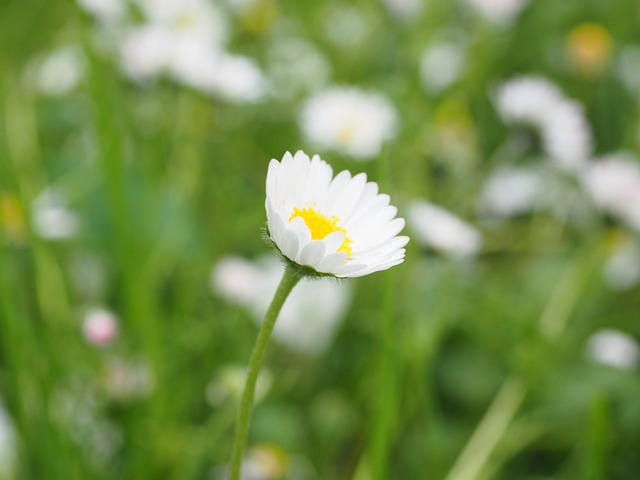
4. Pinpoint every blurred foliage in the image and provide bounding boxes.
[1,0,640,479]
